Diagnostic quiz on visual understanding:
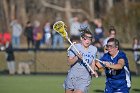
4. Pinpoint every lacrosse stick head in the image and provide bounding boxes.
[53,21,68,39]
